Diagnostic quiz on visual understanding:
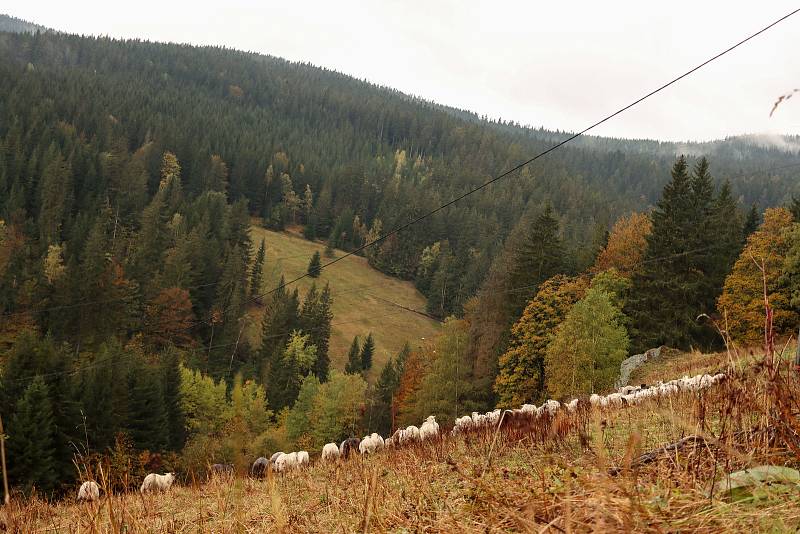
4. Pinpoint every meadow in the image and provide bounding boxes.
[247,225,442,379]
[5,344,799,533]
